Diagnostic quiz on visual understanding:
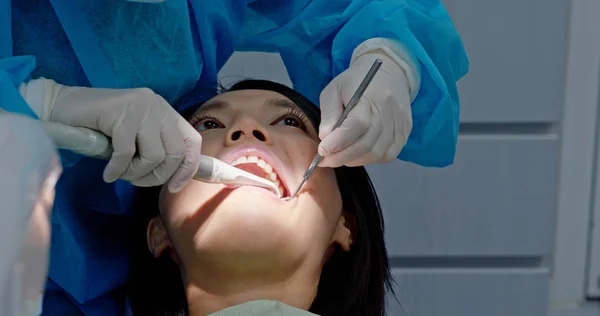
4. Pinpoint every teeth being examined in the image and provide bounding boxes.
[232,156,285,195]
